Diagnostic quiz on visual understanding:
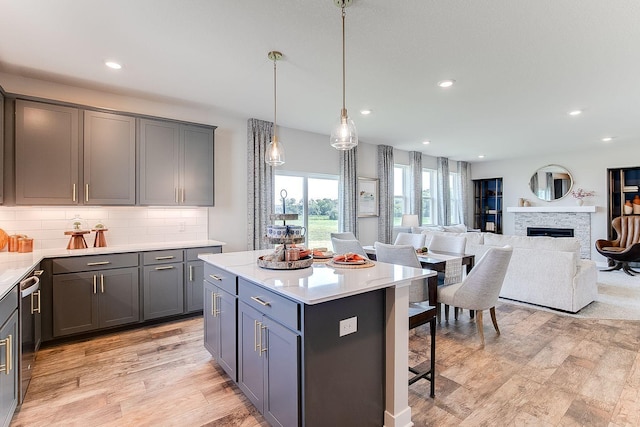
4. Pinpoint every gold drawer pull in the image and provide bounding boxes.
[0,334,12,374]
[209,274,222,281]
[87,261,111,266]
[155,256,175,260]
[250,296,271,307]
[155,266,175,271]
